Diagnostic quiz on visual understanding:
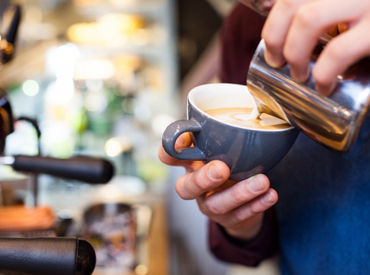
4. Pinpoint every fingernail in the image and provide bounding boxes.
[264,50,285,68]
[207,164,223,181]
[291,66,310,83]
[248,175,265,193]
[316,81,336,96]
[262,191,275,204]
